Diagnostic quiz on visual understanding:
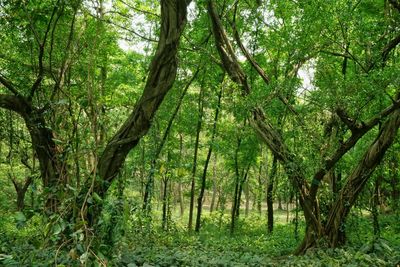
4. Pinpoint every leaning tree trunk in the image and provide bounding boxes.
[96,0,191,195]
[81,0,191,224]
